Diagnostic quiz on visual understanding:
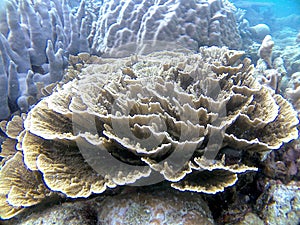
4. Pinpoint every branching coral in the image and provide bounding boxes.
[0,46,298,220]
[0,0,98,119]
